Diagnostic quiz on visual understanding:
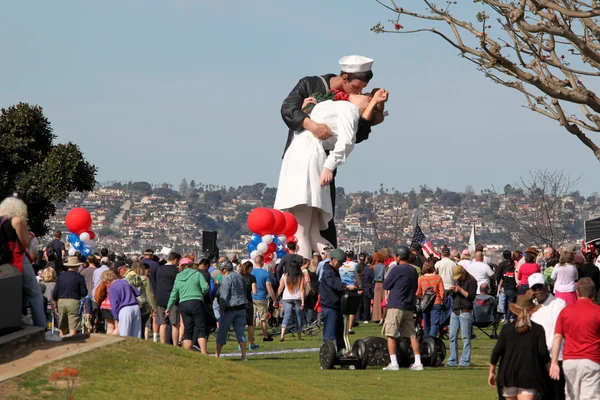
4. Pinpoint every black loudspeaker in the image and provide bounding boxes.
[202,231,218,253]
[585,218,600,244]
[0,263,23,336]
